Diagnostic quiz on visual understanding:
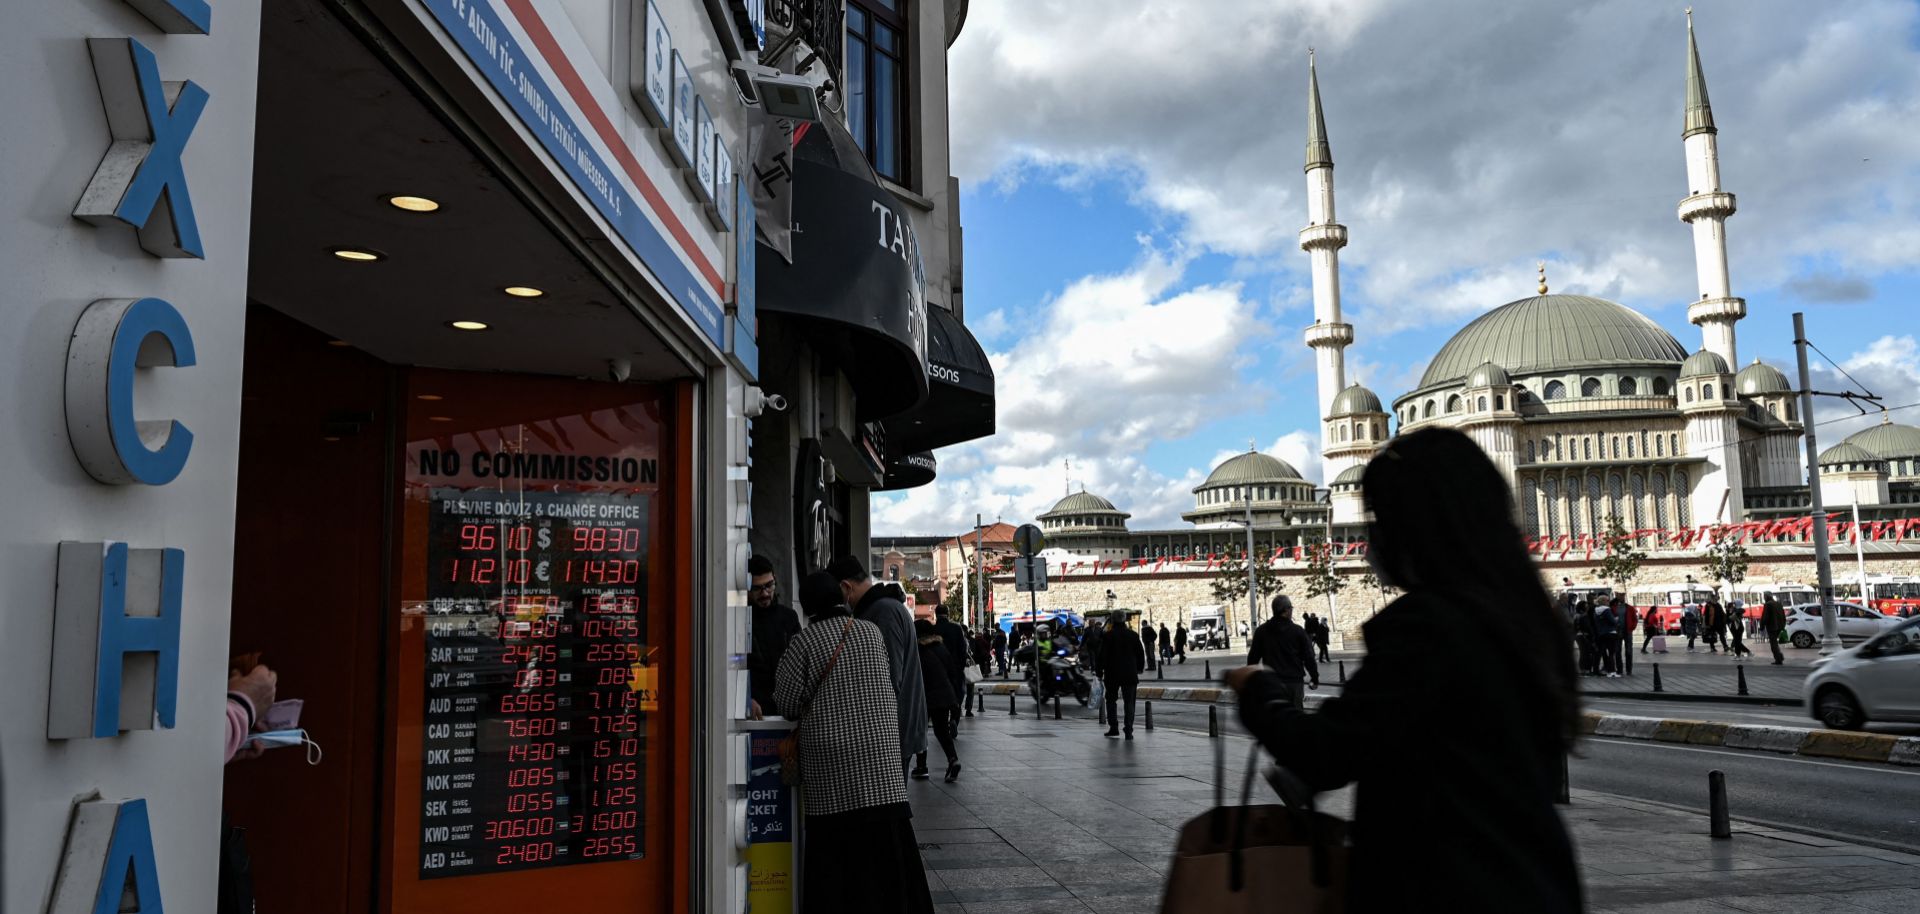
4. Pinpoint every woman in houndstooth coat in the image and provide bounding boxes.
[777,571,934,913]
